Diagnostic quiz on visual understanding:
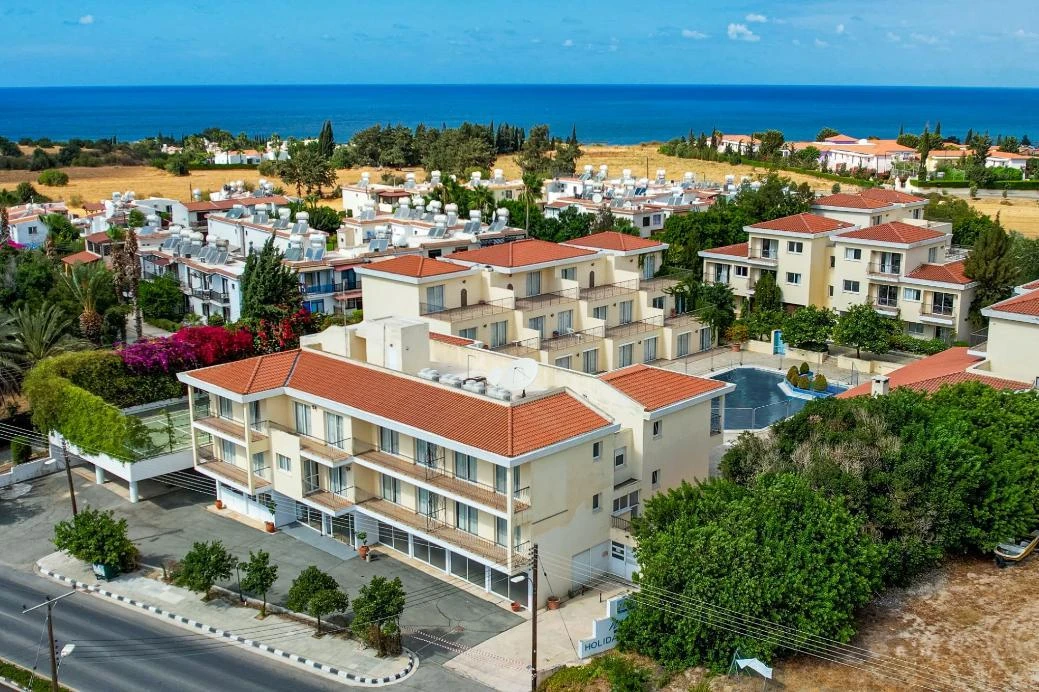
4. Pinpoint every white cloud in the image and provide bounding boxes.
[745,13,767,23]
[530,38,542,44]
[78,14,94,25]
[815,38,829,48]
[727,23,760,42]
[911,32,939,45]
[886,32,901,42]
[1012,28,1038,40]
[681,28,708,40]
[562,38,574,47]
[835,23,845,35]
